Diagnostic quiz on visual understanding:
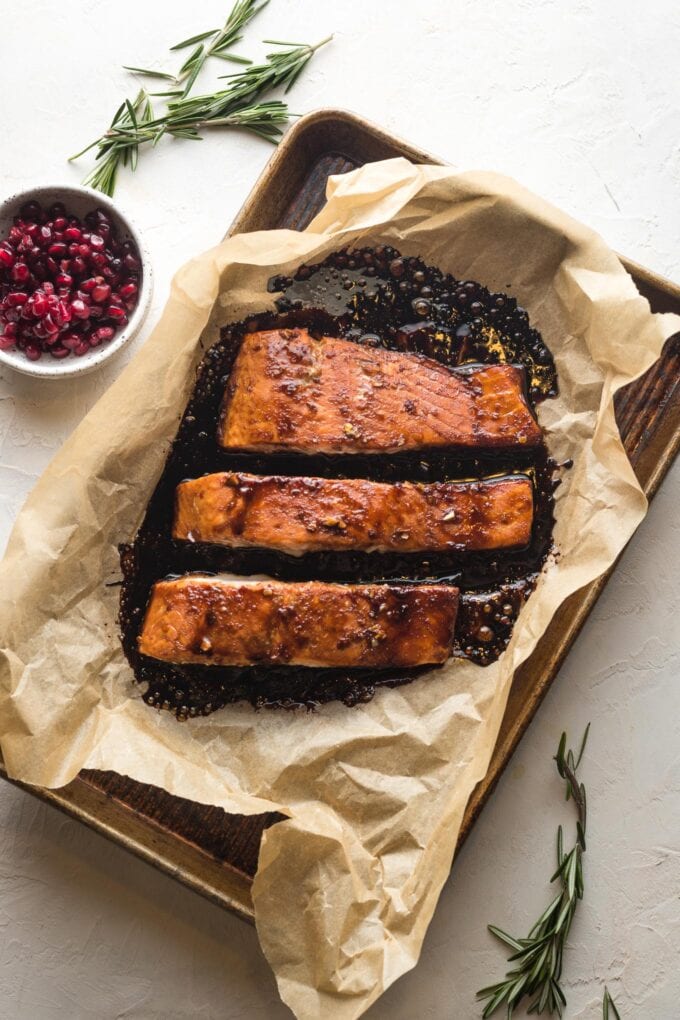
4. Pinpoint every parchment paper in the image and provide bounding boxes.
[1,159,677,1020]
